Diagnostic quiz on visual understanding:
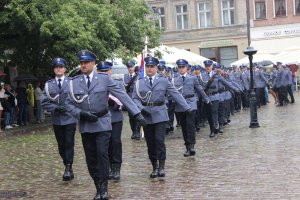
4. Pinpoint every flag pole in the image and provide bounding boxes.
[140,35,148,139]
